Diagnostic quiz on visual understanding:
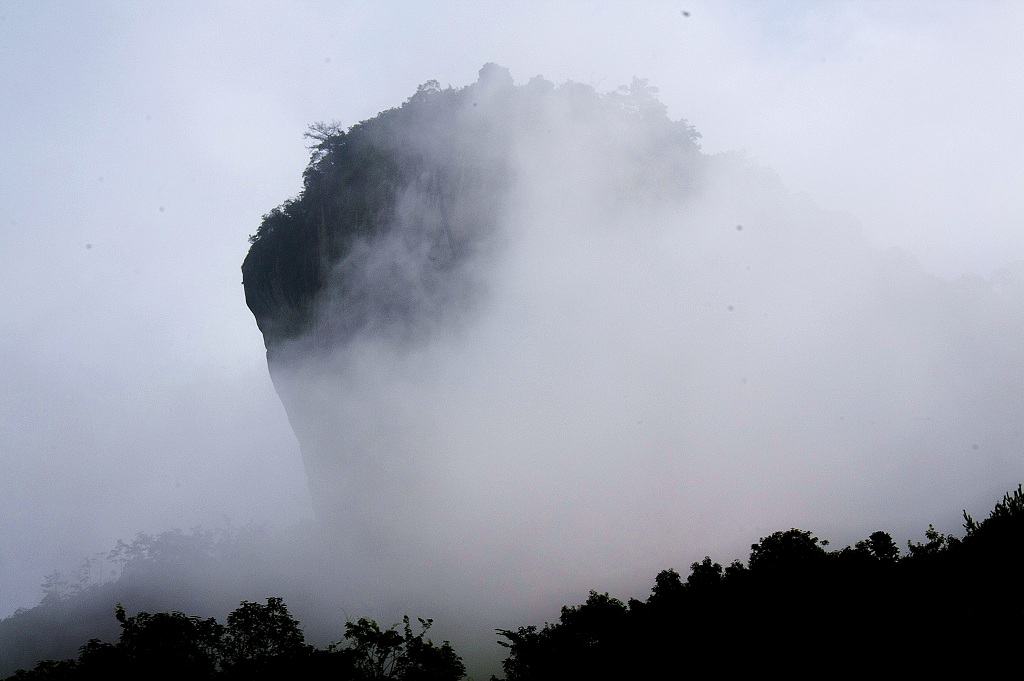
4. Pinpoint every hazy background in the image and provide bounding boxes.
[2,0,1023,630]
